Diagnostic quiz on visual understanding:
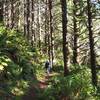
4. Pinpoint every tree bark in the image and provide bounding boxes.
[48,0,54,67]
[3,0,9,28]
[24,0,27,36]
[24,0,30,40]
[60,0,69,76]
[73,0,78,65]
[44,0,49,54]
[31,0,35,45]
[10,0,14,29]
[87,0,97,86]
[0,0,3,22]
[26,0,30,40]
